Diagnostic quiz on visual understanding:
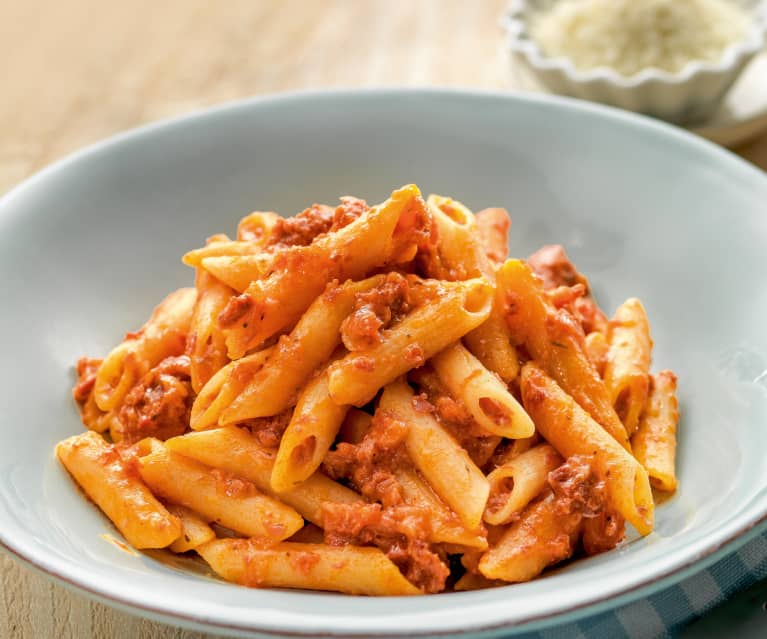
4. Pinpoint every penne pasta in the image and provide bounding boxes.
[475,207,511,266]
[328,278,493,407]
[164,425,362,525]
[237,210,281,242]
[197,539,421,595]
[631,371,679,492]
[520,363,654,535]
[499,259,630,450]
[63,184,679,594]
[585,331,609,377]
[423,194,489,280]
[271,369,350,492]
[219,275,384,423]
[138,441,304,541]
[188,269,233,393]
[479,491,581,582]
[603,298,653,436]
[94,288,197,411]
[423,195,519,384]
[166,504,216,553]
[190,346,274,430]
[430,342,534,439]
[337,408,373,445]
[378,379,490,530]
[219,184,428,358]
[56,431,181,549]
[484,444,563,526]
[182,240,266,270]
[199,254,274,293]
